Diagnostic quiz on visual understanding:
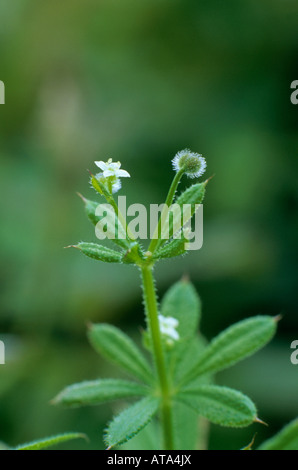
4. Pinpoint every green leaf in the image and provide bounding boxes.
[177,385,257,428]
[122,421,160,450]
[160,280,202,381]
[72,242,123,263]
[160,183,205,243]
[79,195,129,249]
[88,324,154,384]
[173,335,209,384]
[173,402,199,450]
[53,379,149,407]
[180,315,277,385]
[104,396,159,448]
[79,195,100,226]
[258,419,298,450]
[153,236,188,260]
[15,433,87,450]
[161,279,201,339]
[94,204,129,249]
